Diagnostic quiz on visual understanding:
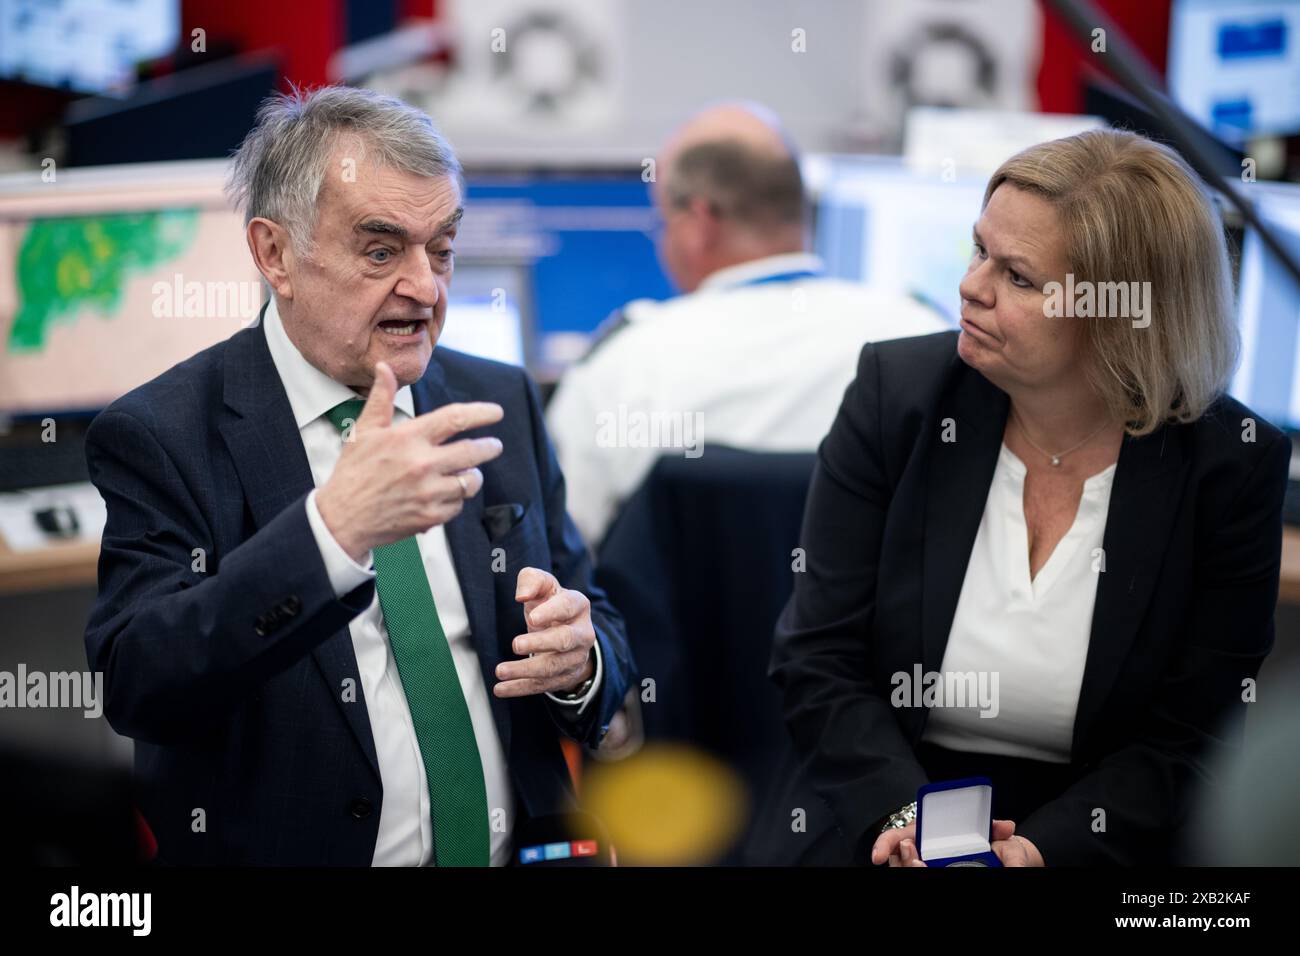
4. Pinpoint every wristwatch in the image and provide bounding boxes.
[878,800,918,836]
